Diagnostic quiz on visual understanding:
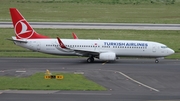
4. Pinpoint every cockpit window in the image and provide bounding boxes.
[161,46,167,48]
